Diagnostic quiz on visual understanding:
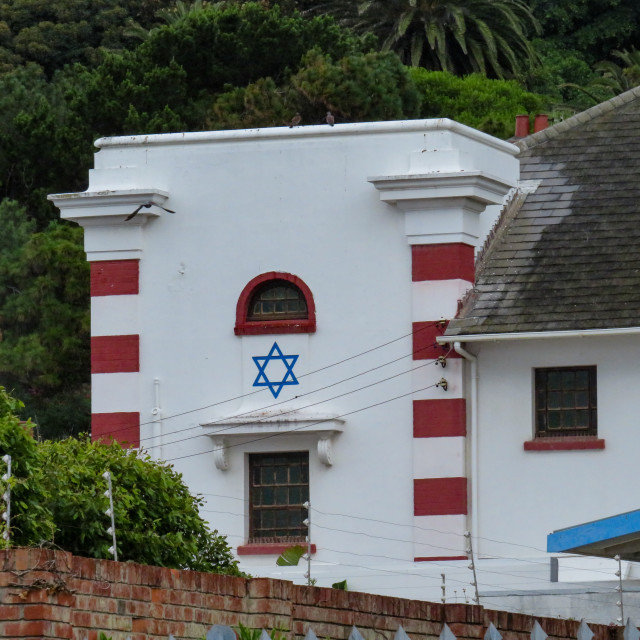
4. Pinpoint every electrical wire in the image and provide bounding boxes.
[164,381,442,462]
[142,352,450,452]
[197,497,629,581]
[95,320,446,440]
